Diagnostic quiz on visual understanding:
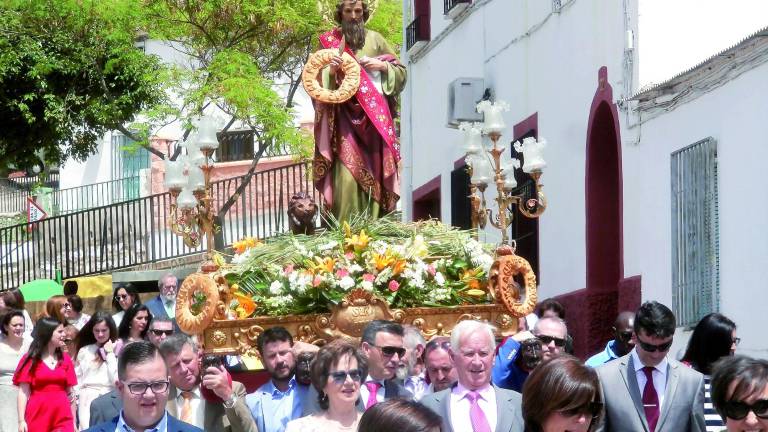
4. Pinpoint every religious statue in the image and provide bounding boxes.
[308,0,407,222]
